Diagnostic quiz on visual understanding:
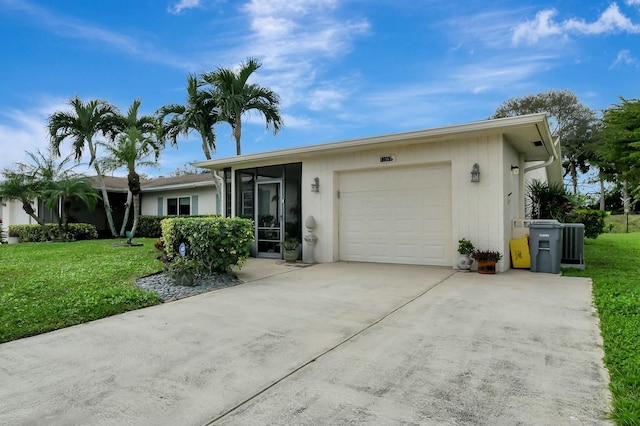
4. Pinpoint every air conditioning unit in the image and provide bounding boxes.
[561,223,585,269]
